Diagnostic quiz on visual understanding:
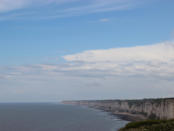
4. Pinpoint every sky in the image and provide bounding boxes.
[0,0,174,102]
